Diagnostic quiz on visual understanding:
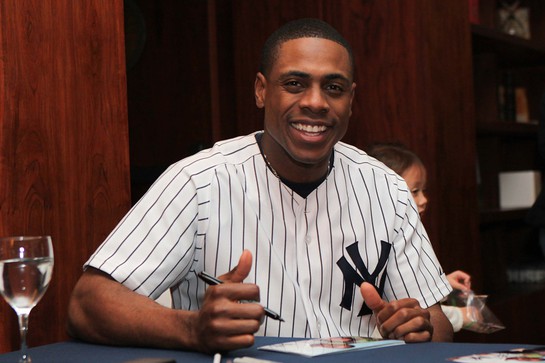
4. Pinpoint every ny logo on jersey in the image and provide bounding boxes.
[336,240,391,316]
